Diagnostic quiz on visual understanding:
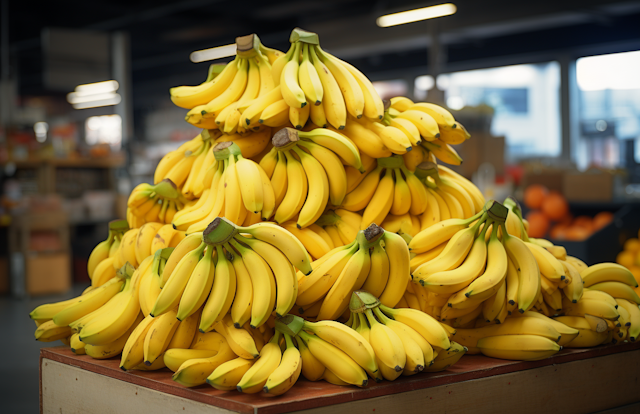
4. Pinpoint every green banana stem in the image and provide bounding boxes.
[117,262,136,280]
[276,315,306,337]
[289,28,319,45]
[349,290,381,313]
[203,217,238,246]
